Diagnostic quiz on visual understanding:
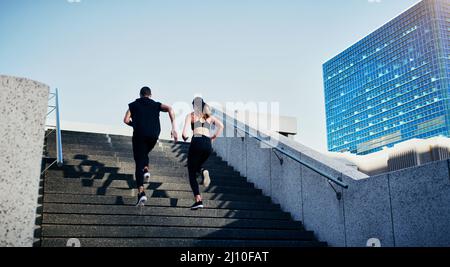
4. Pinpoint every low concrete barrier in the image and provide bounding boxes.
[212,109,450,247]
[0,75,49,247]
